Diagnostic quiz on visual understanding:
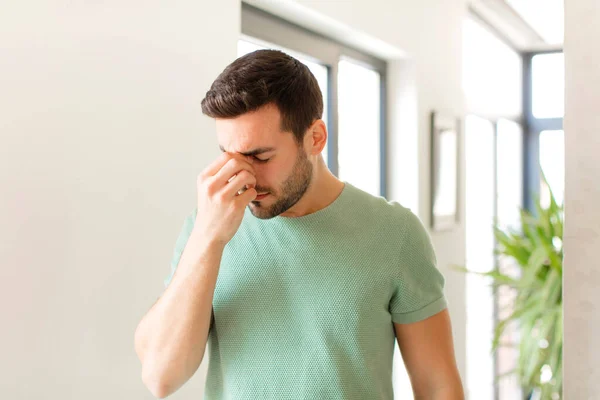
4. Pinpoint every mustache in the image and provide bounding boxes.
[253,186,271,194]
